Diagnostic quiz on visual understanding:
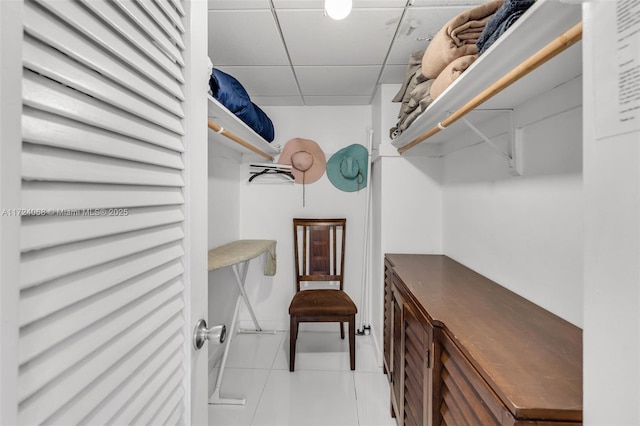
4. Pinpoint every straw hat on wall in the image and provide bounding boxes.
[326,144,369,192]
[278,138,326,185]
